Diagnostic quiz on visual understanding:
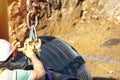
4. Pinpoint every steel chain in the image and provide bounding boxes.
[26,0,41,53]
